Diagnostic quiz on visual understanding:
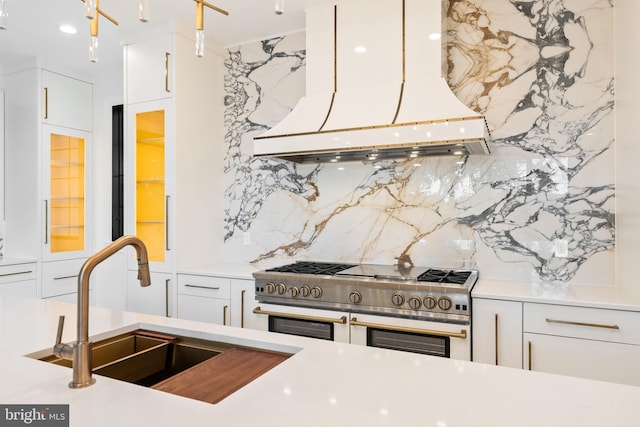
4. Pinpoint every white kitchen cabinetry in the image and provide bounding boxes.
[123,23,224,314]
[4,65,94,300]
[472,298,522,368]
[127,270,173,317]
[177,274,230,325]
[230,279,260,329]
[0,262,37,297]
[523,303,640,386]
